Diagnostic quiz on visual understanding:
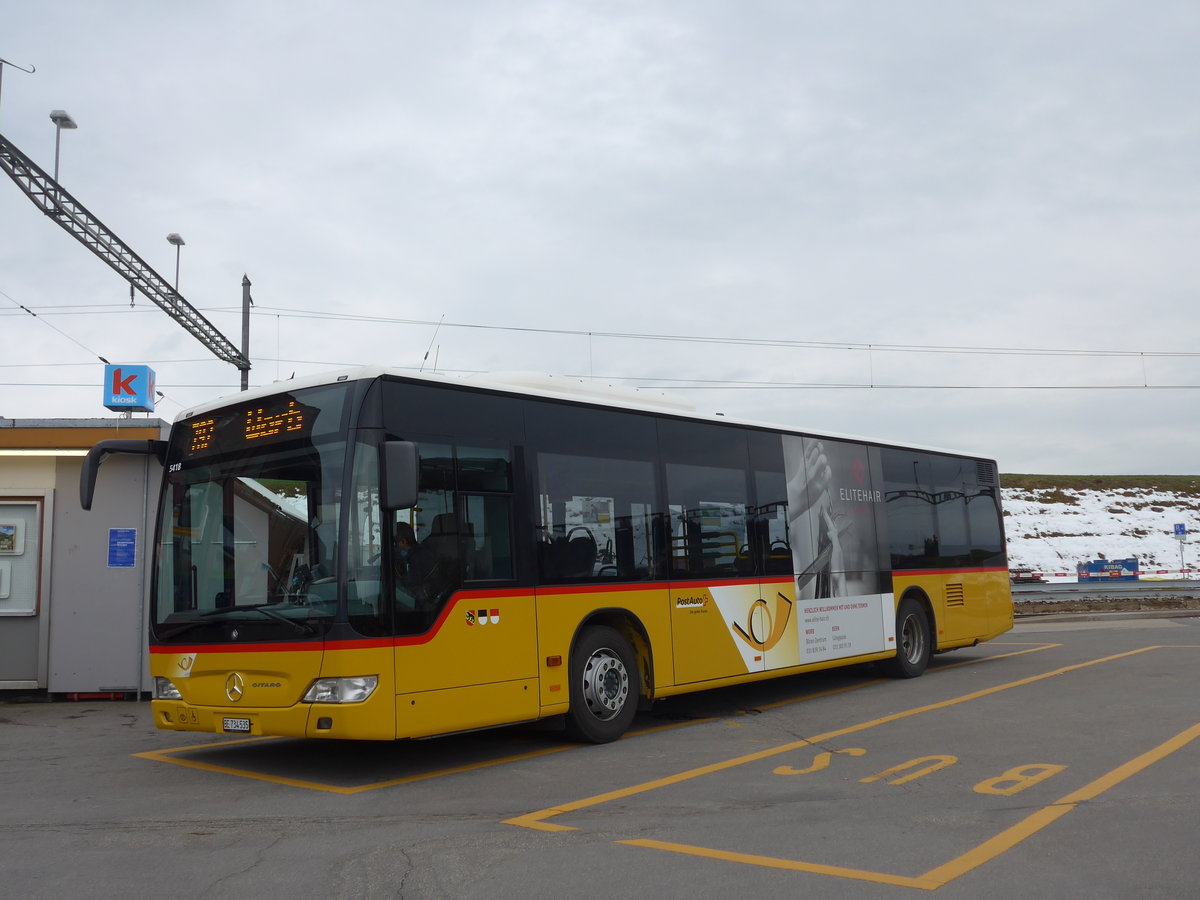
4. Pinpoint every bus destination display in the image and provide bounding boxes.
[184,397,313,458]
